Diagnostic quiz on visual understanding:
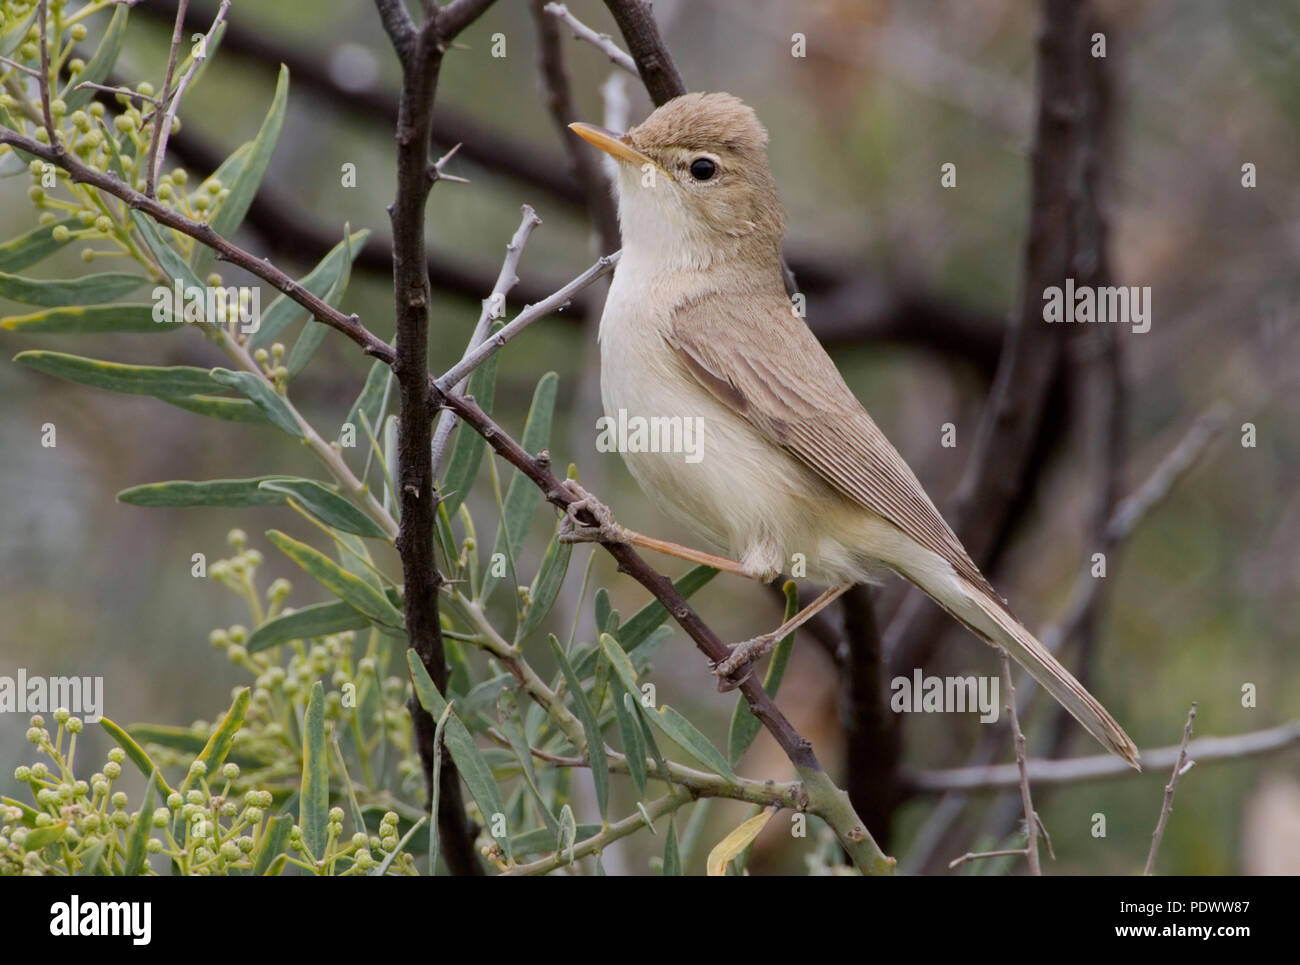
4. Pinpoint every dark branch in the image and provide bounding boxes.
[600,0,686,105]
